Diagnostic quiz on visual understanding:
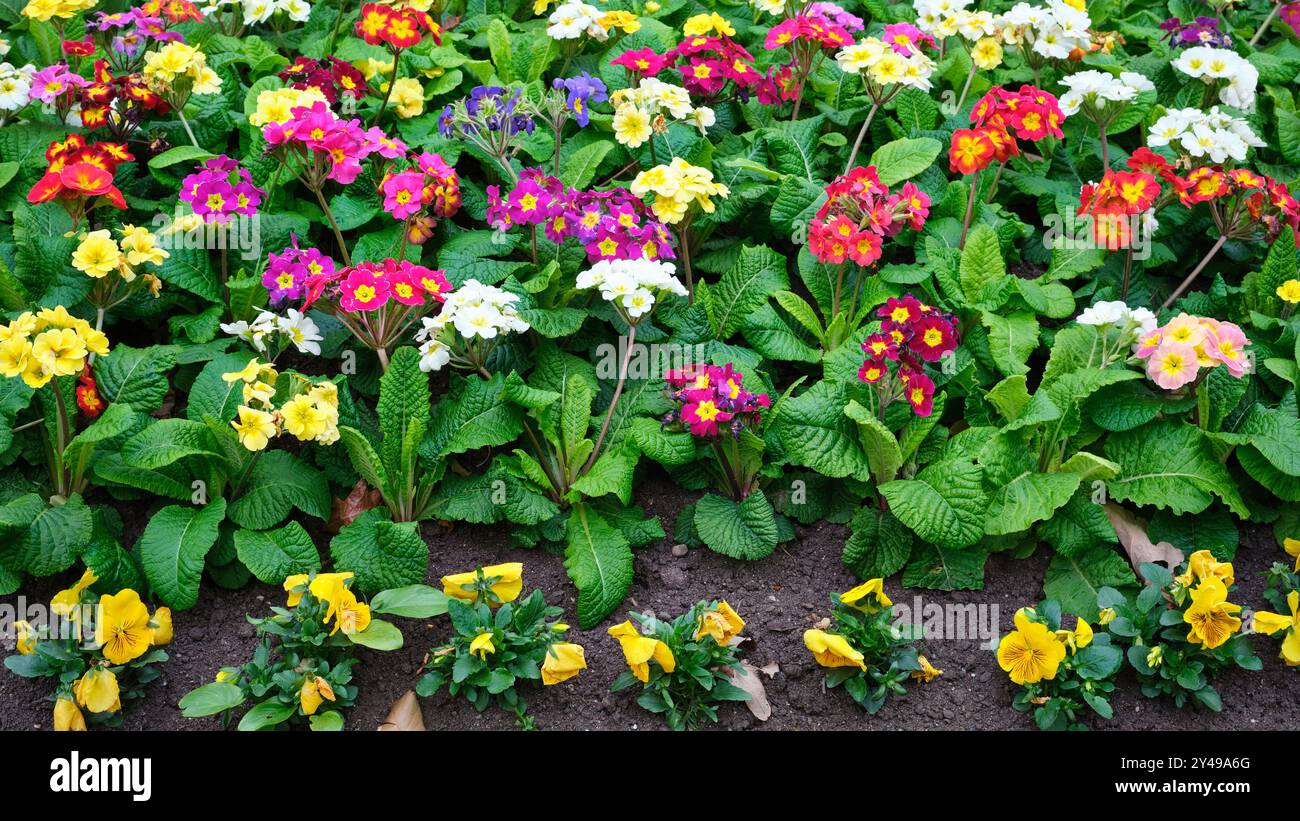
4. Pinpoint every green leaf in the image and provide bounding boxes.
[148,145,216,169]
[980,310,1039,377]
[233,521,321,584]
[960,224,1008,308]
[868,137,942,186]
[328,507,429,595]
[844,400,902,484]
[1044,546,1137,617]
[347,618,404,650]
[985,472,1082,536]
[570,453,635,504]
[880,459,986,549]
[709,244,789,339]
[629,416,695,465]
[1236,404,1300,476]
[561,139,614,189]
[775,381,869,479]
[371,584,448,617]
[564,505,634,628]
[843,506,913,579]
[1105,421,1248,517]
[227,451,331,529]
[138,499,228,609]
[377,347,431,479]
[122,418,220,469]
[237,700,296,731]
[693,490,780,560]
[901,543,987,590]
[310,711,345,731]
[179,682,245,717]
[0,493,93,577]
[93,345,175,414]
